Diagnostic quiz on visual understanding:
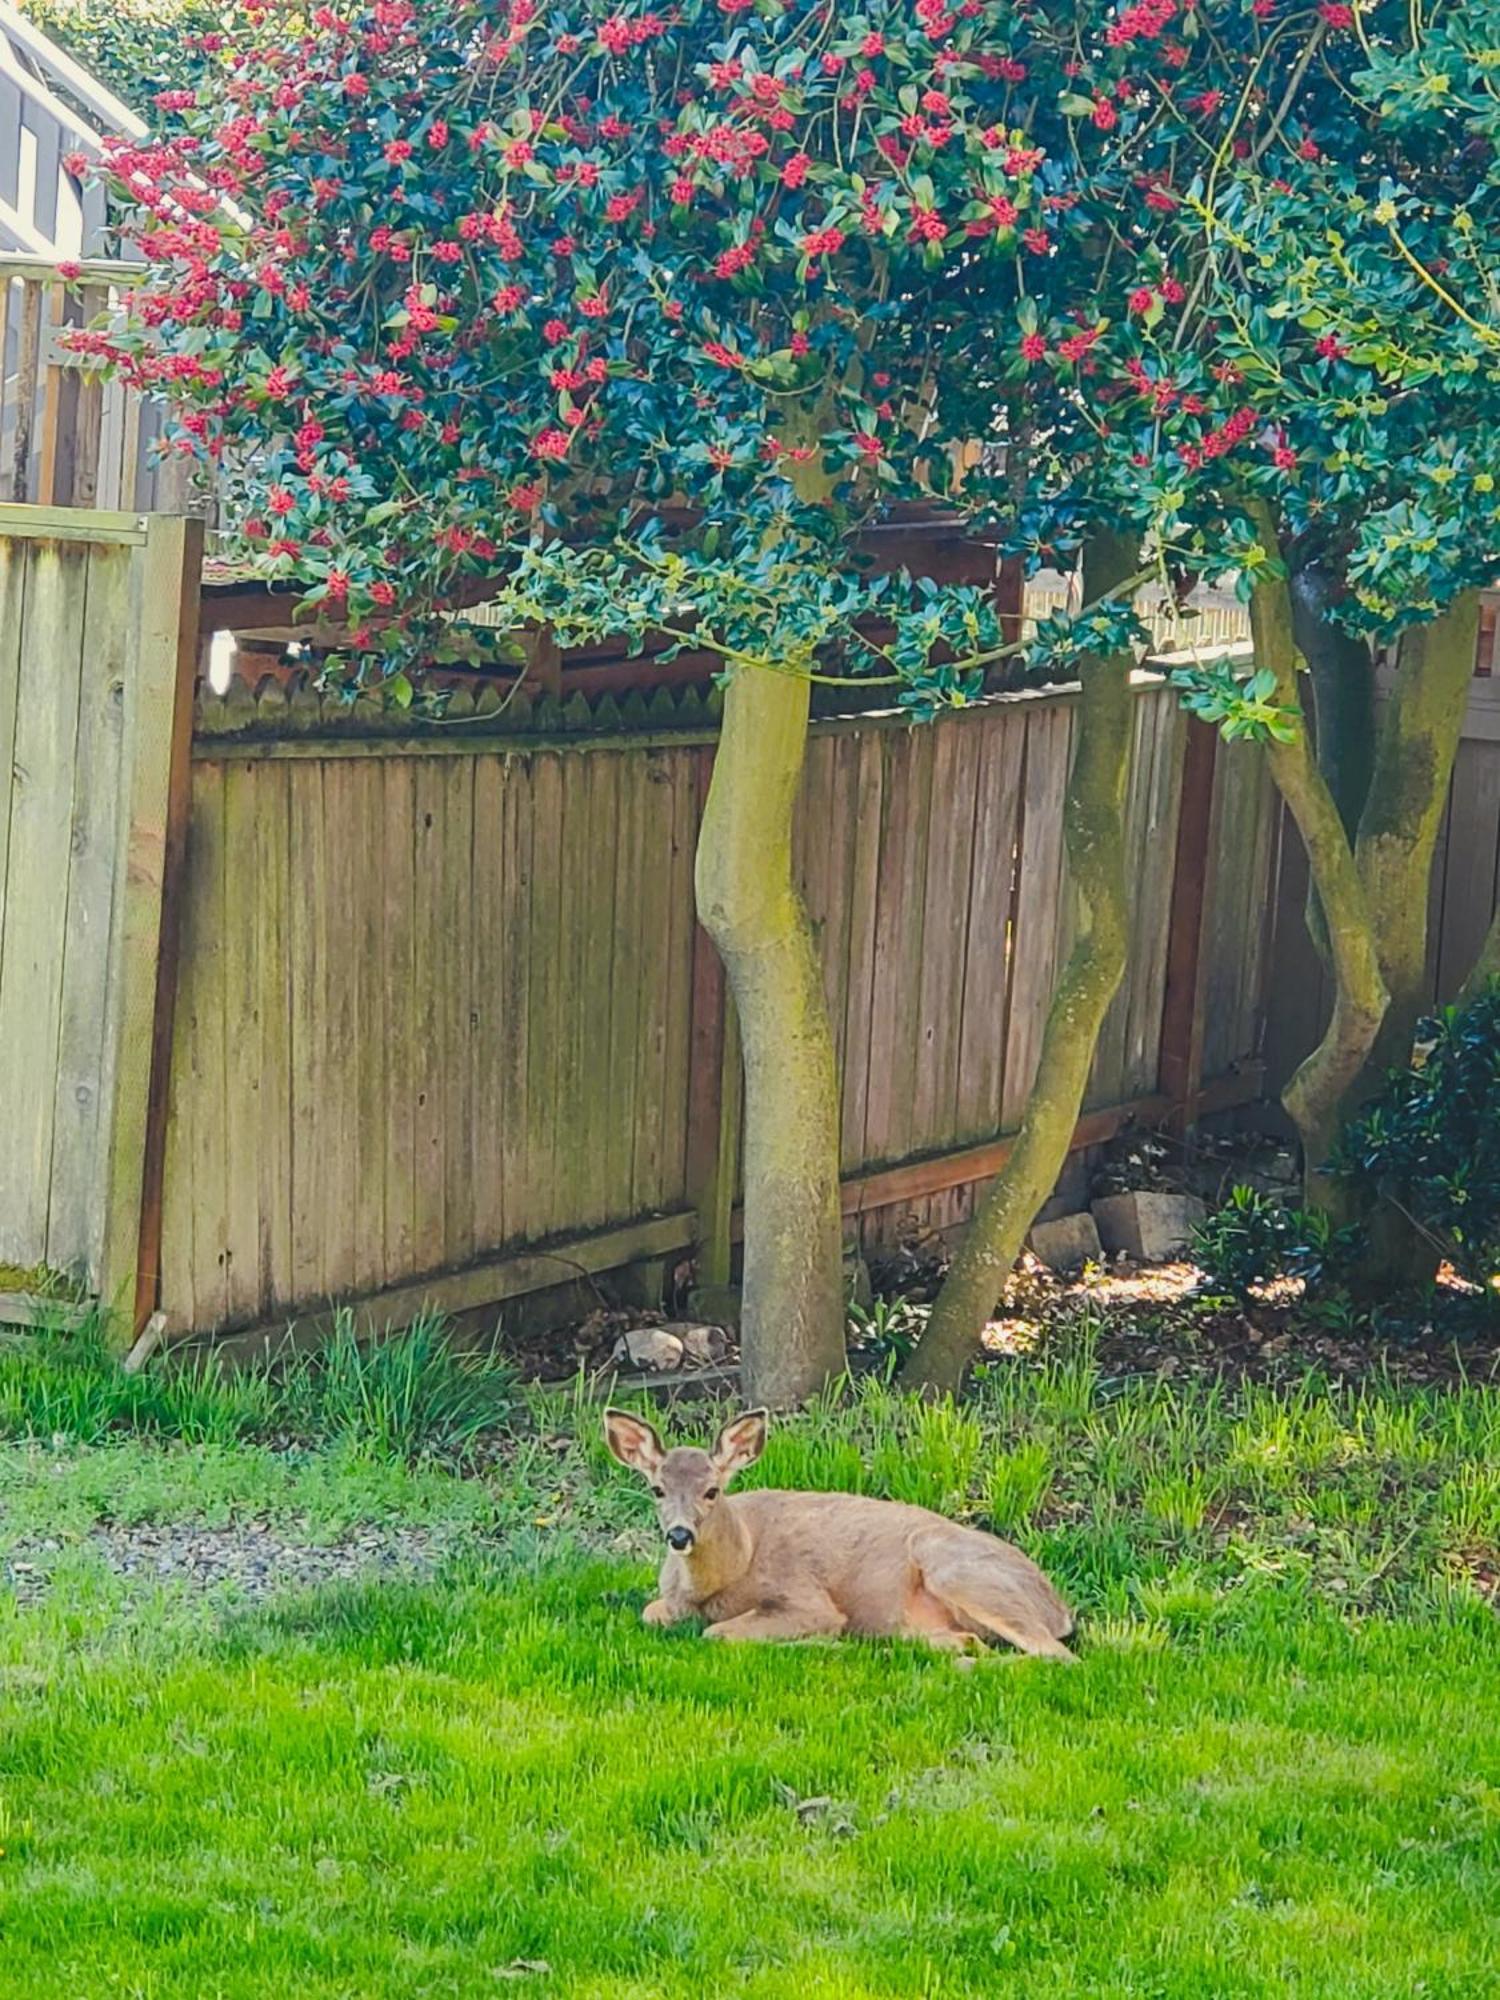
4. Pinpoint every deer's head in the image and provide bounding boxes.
[603,1407,768,1554]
